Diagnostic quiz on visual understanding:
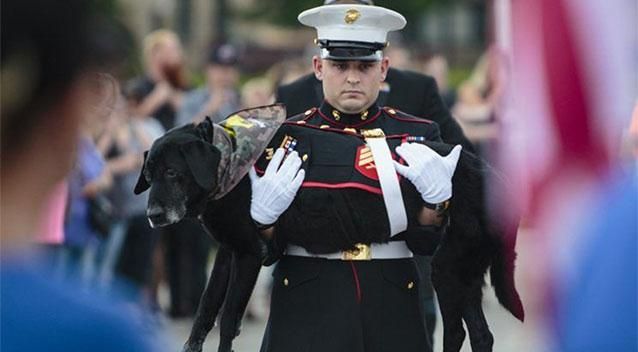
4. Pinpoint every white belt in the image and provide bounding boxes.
[285,242,413,261]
